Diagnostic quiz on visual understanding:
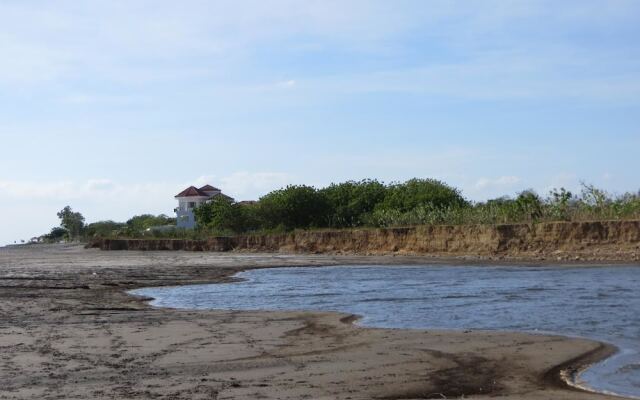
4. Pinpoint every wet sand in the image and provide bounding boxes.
[0,244,630,399]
